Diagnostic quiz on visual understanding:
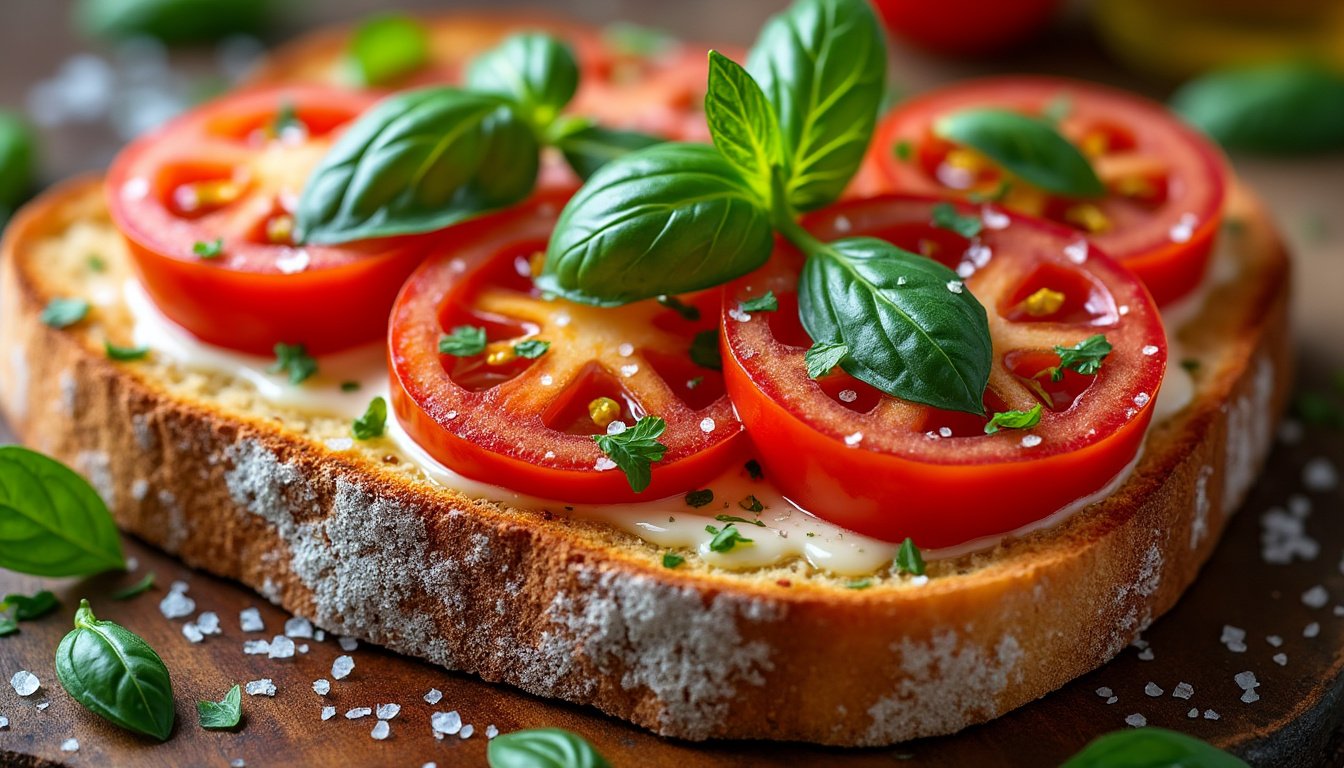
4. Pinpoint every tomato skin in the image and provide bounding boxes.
[389,197,745,504]
[721,195,1166,549]
[860,76,1228,306]
[871,0,1063,55]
